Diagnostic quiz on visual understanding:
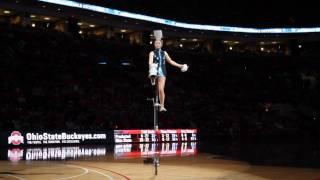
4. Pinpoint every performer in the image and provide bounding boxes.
[149,39,188,112]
